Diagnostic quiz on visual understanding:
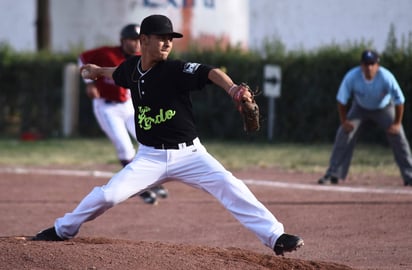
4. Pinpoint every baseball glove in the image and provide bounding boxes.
[229,83,260,133]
